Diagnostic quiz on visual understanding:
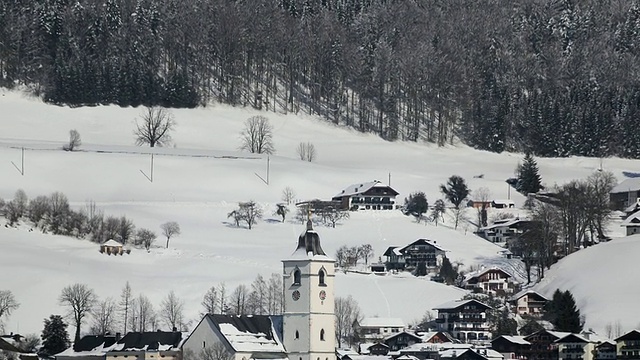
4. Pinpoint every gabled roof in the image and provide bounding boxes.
[491,335,531,346]
[611,178,640,194]
[102,239,123,247]
[205,314,286,354]
[74,335,117,352]
[440,349,488,360]
[0,337,25,353]
[359,317,406,328]
[384,331,422,342]
[621,210,640,226]
[510,289,548,302]
[615,329,640,342]
[624,201,640,213]
[555,334,588,344]
[524,330,572,342]
[433,299,492,311]
[419,331,455,343]
[111,331,183,352]
[399,239,447,254]
[464,267,512,282]
[479,218,528,232]
[369,343,390,349]
[383,246,403,257]
[333,180,399,199]
[596,340,616,348]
